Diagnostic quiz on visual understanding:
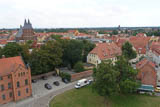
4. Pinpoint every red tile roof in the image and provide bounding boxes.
[0,39,7,45]
[136,58,155,69]
[0,56,25,76]
[116,38,129,48]
[61,36,70,40]
[68,30,78,33]
[129,36,150,54]
[89,43,122,60]
[136,33,146,37]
